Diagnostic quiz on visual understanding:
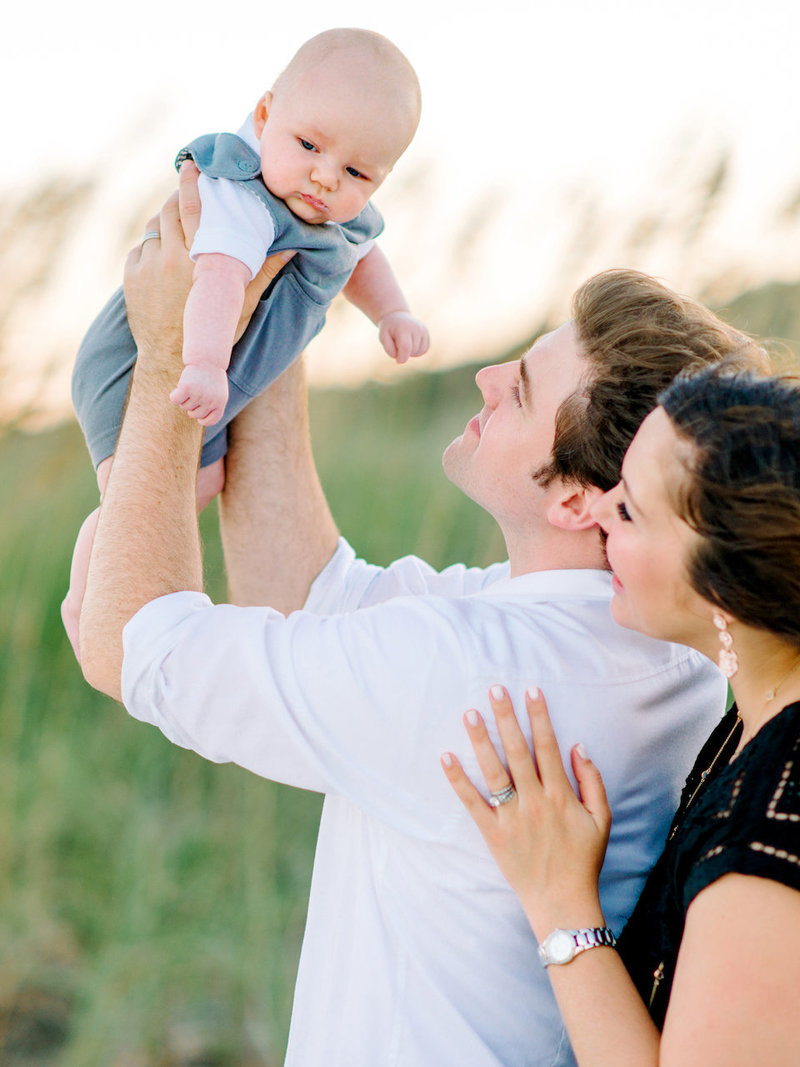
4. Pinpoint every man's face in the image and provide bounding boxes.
[442,322,587,527]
